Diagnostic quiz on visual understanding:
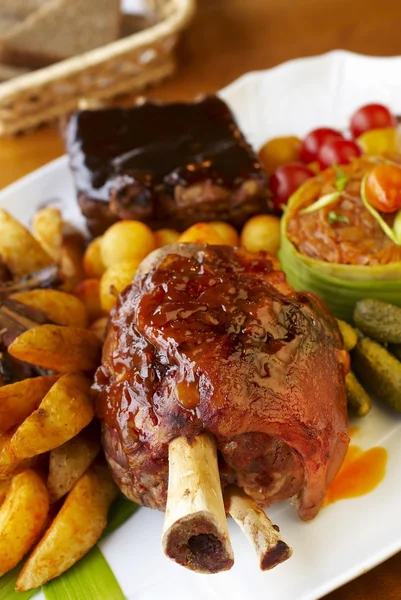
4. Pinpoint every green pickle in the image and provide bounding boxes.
[337,319,358,351]
[354,299,401,344]
[353,337,401,412]
[345,371,372,417]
